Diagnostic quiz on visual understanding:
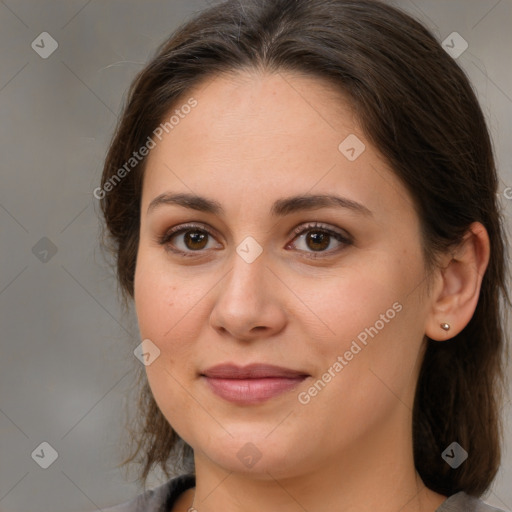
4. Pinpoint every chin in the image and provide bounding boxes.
[194,430,310,478]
